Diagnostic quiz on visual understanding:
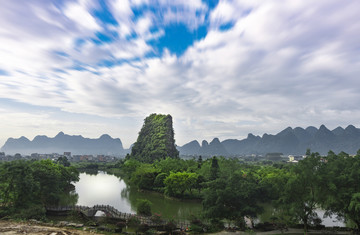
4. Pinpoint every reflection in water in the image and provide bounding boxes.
[124,186,202,220]
[258,204,345,227]
[74,171,134,213]
[316,209,344,227]
[73,172,202,220]
[59,191,79,206]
